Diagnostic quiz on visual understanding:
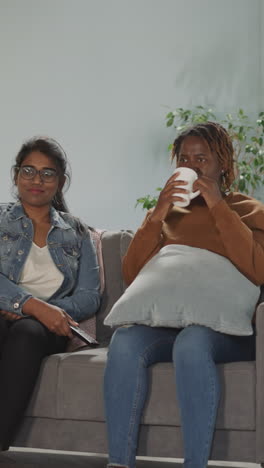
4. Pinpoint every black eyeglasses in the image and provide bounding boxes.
[17,166,58,183]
